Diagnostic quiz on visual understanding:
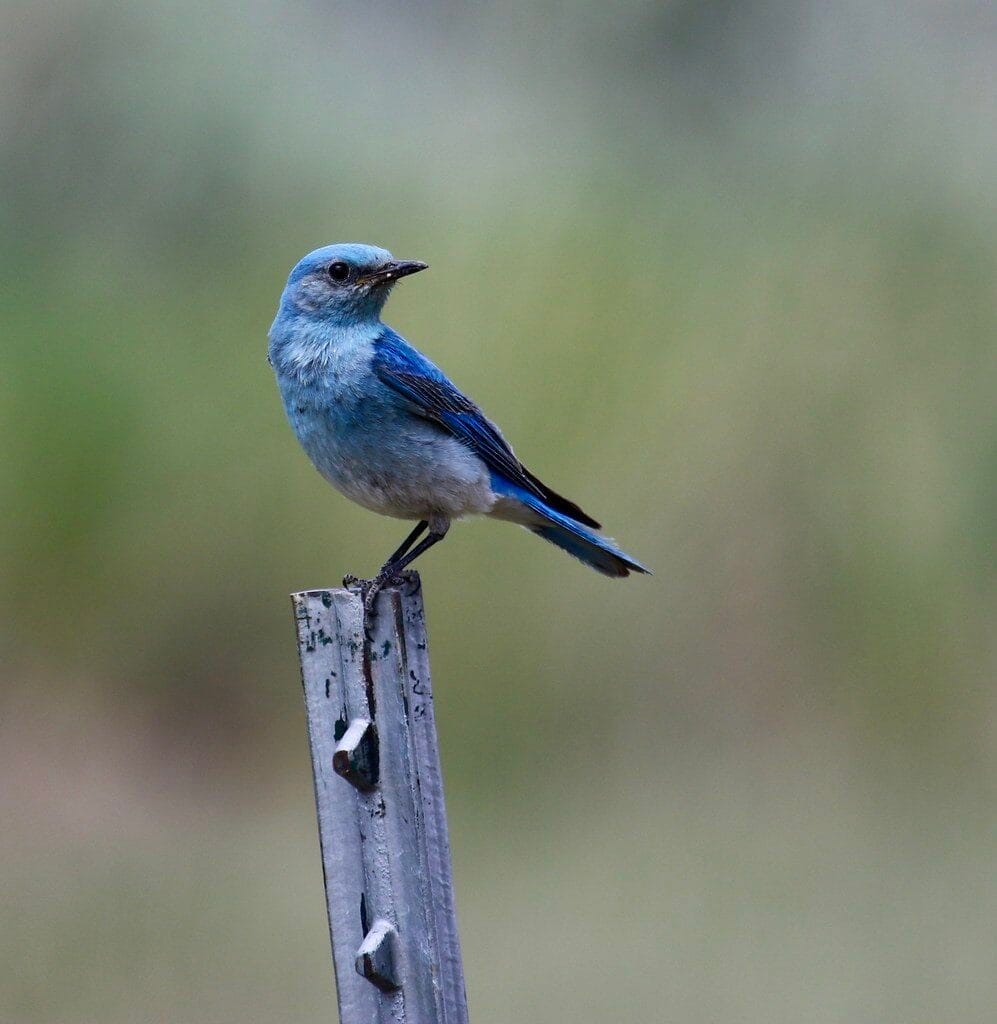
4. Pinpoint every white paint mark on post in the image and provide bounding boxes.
[292,573,469,1024]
